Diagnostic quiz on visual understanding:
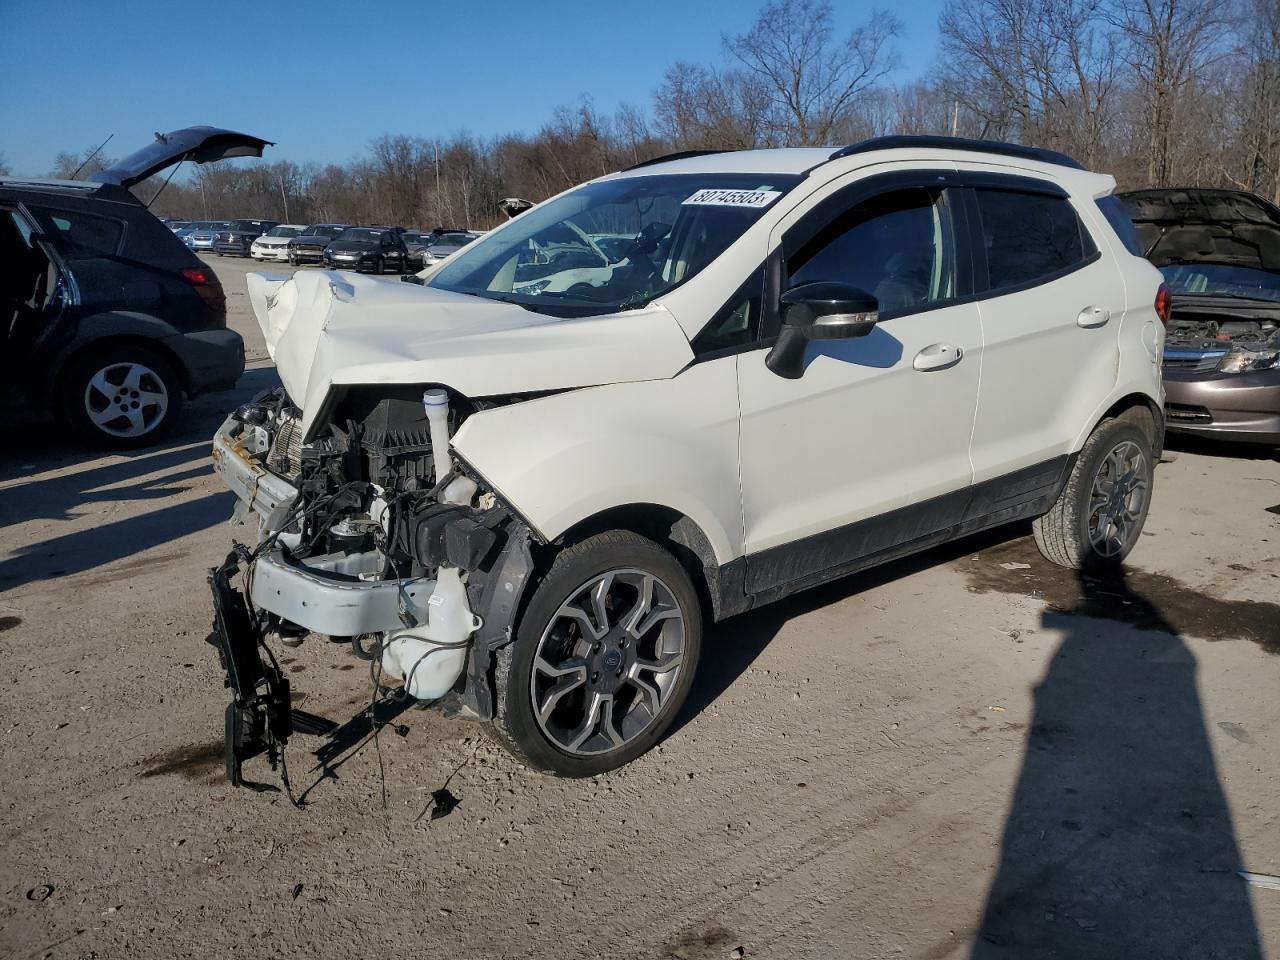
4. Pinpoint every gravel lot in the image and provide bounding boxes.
[2,253,1279,960]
